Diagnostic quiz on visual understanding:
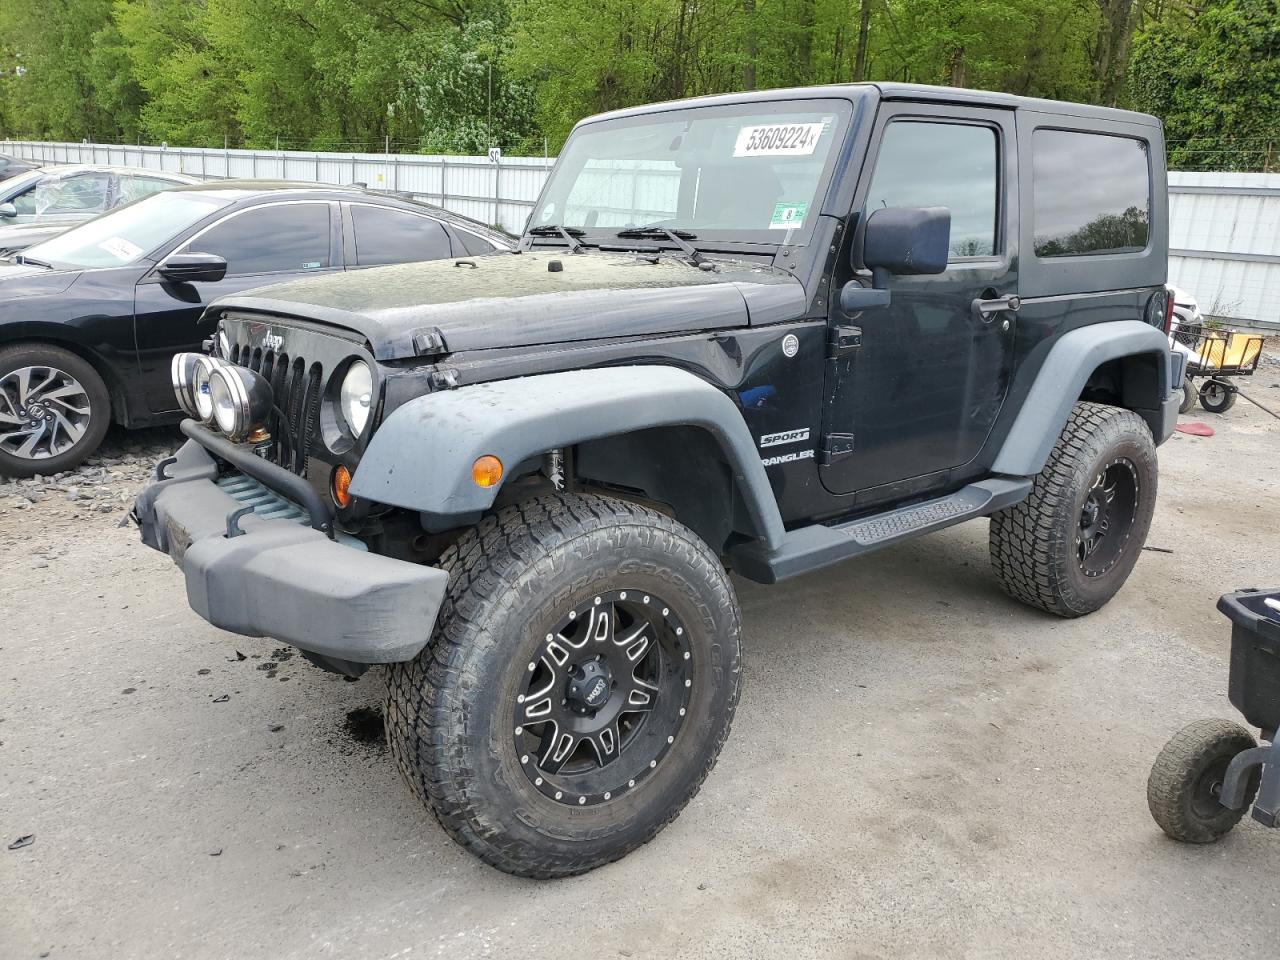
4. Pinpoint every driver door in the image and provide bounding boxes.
[132,200,340,415]
[820,106,1019,503]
